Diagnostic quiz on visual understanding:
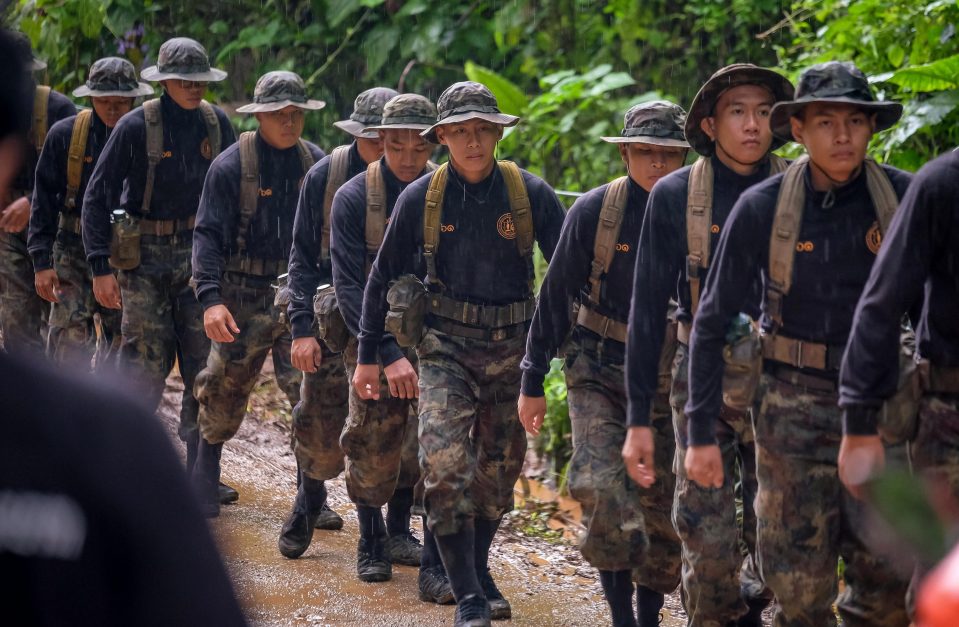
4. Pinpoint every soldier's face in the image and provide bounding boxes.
[702,84,775,168]
[790,103,875,184]
[619,142,687,192]
[379,129,433,183]
[435,119,502,182]
[91,96,135,128]
[255,106,305,150]
[161,79,206,110]
[356,137,385,165]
